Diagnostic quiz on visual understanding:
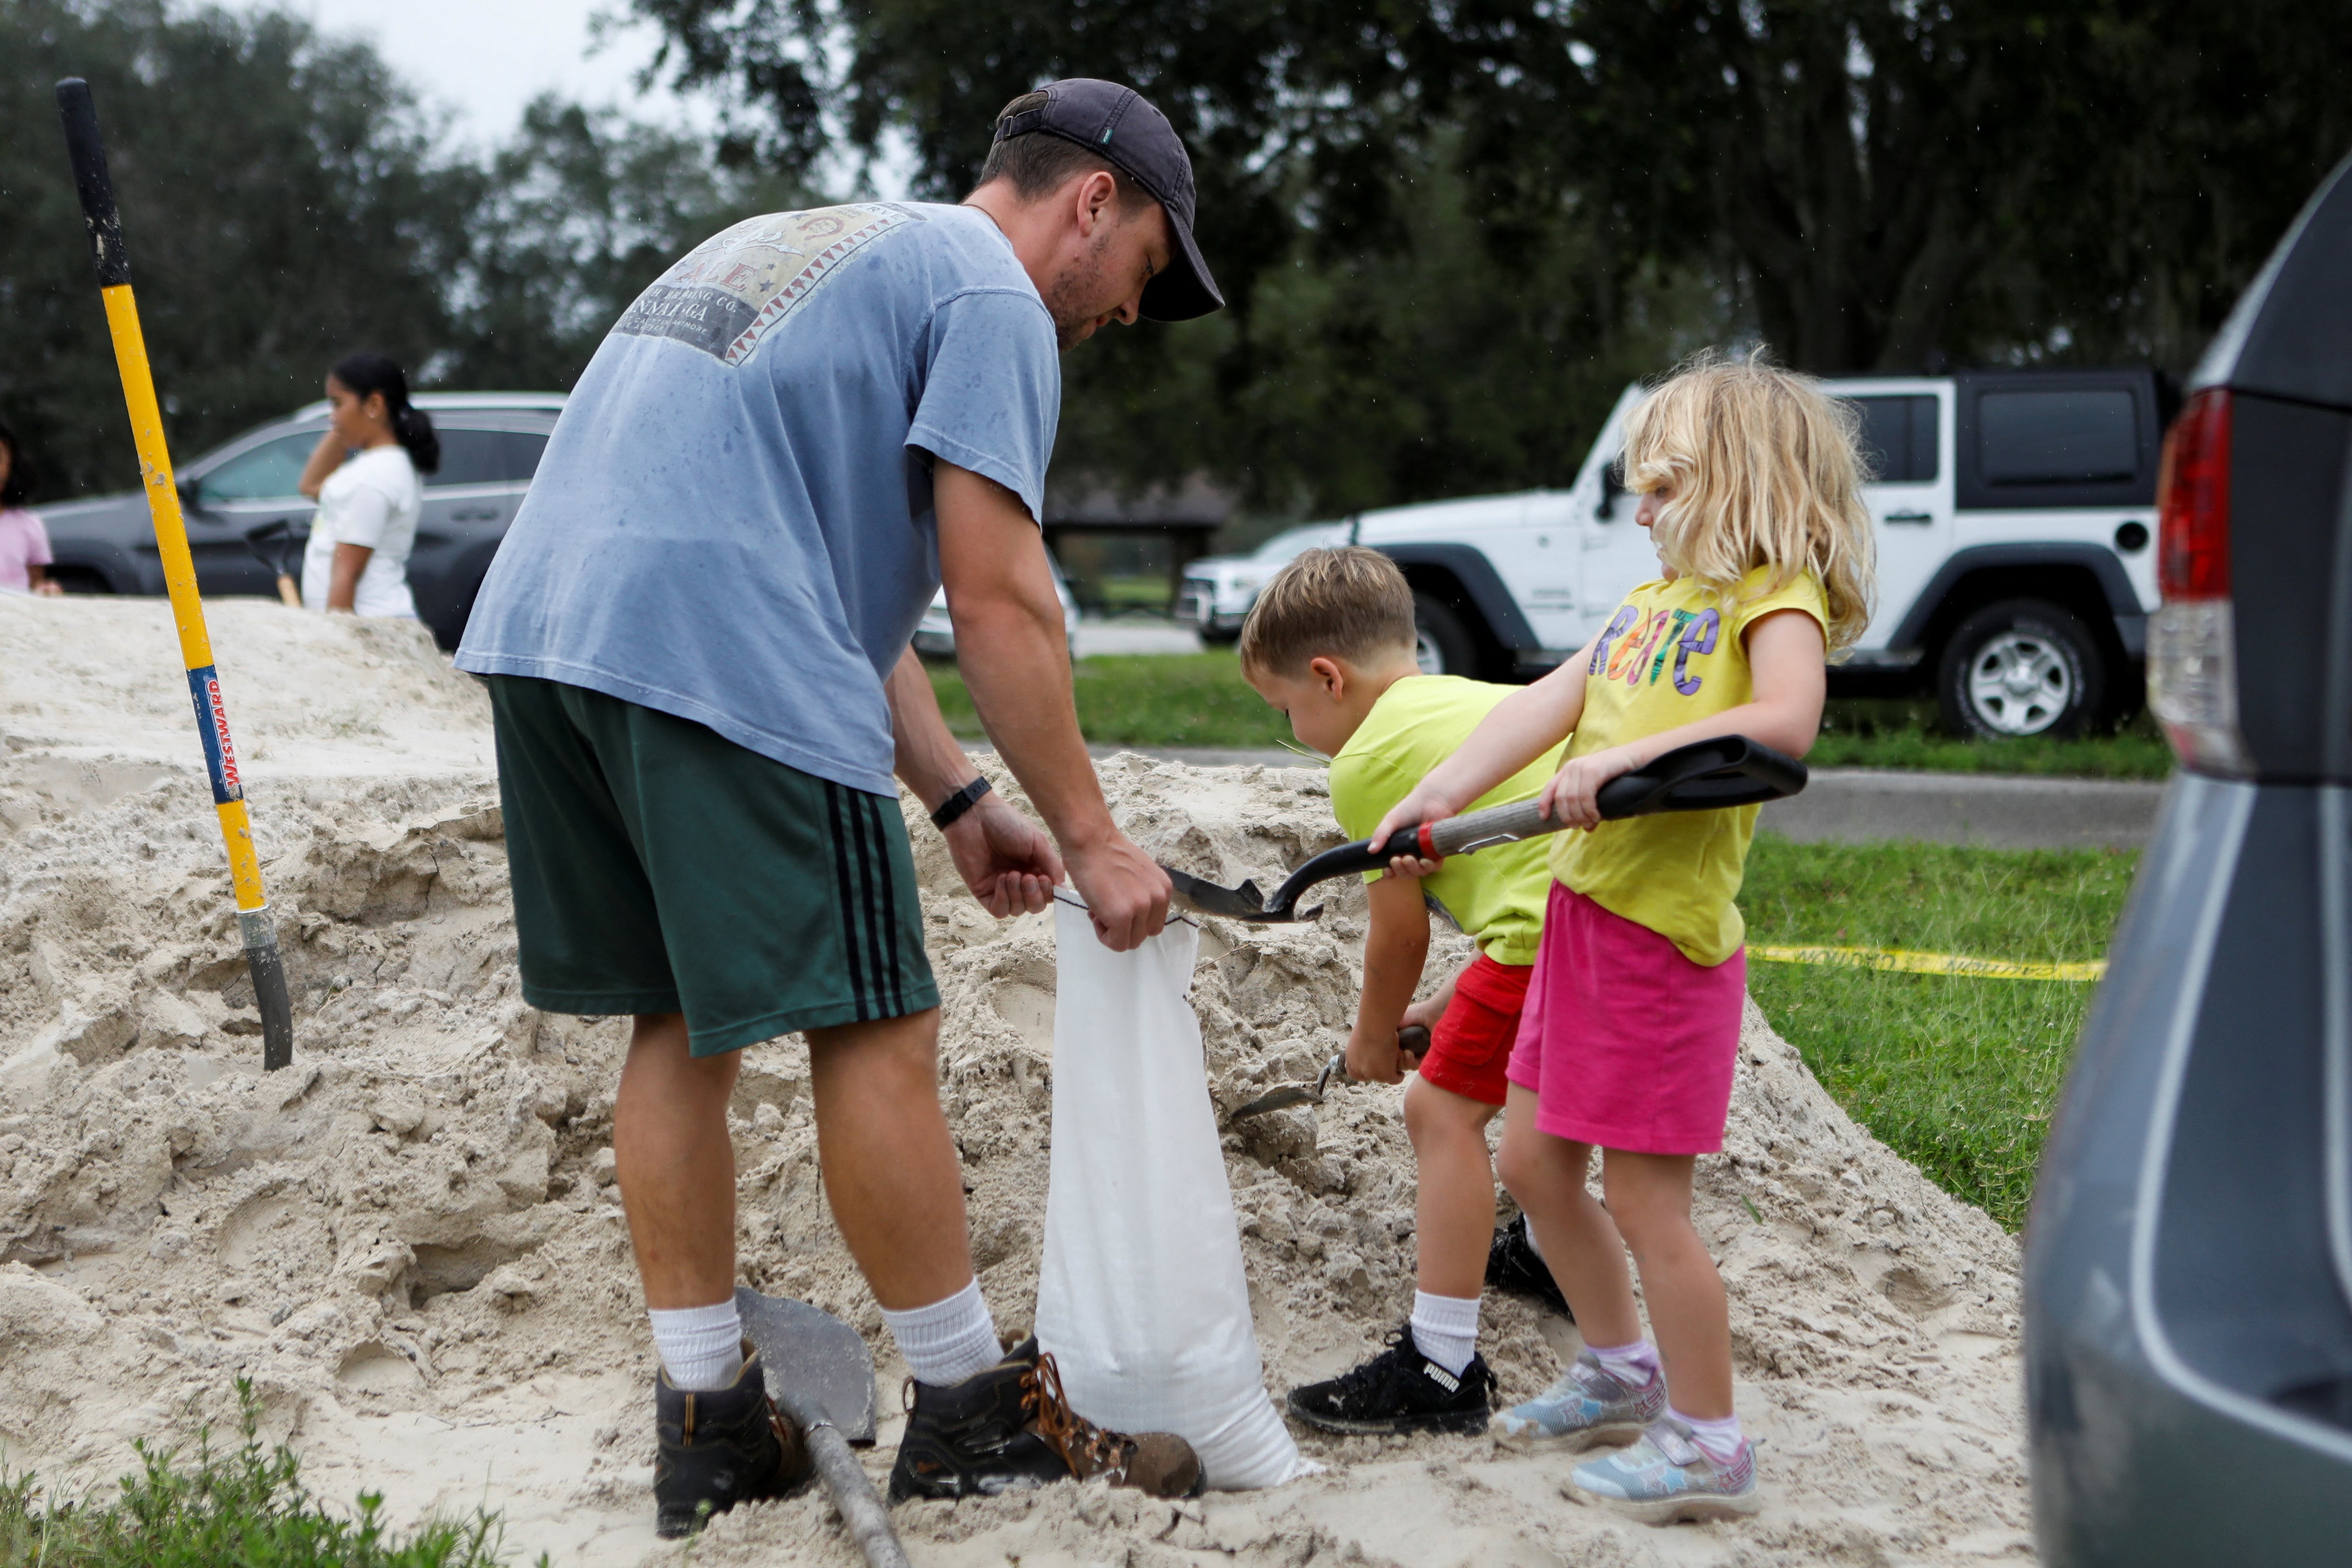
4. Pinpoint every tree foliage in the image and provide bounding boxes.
[627,0,2352,507]
[0,0,781,501]
[1,0,469,497]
